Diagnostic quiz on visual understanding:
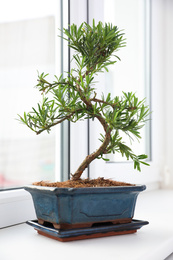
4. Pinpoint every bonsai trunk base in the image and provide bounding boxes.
[38,218,132,230]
